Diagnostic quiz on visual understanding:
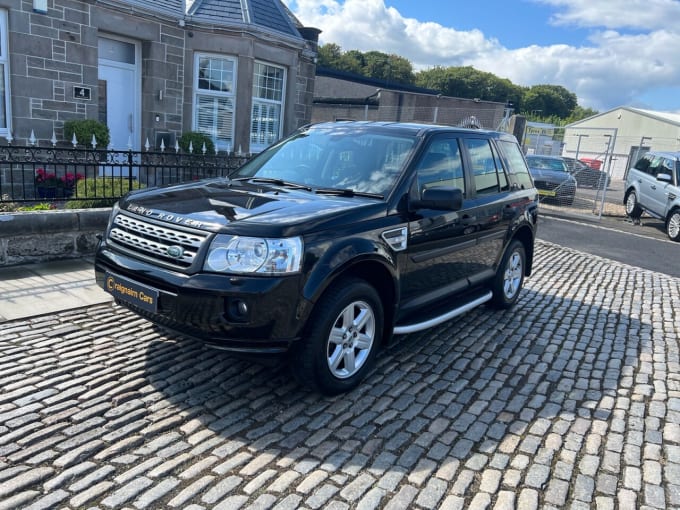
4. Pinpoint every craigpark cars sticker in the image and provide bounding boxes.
[105,272,159,313]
